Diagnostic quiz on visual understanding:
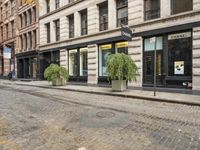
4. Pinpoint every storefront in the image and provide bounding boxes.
[143,31,192,88]
[68,47,88,82]
[98,41,128,83]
